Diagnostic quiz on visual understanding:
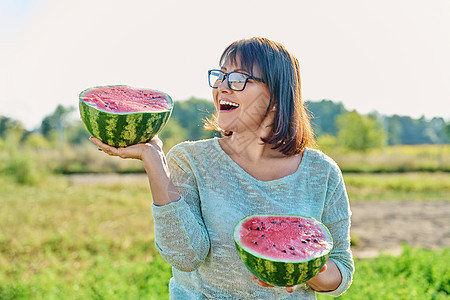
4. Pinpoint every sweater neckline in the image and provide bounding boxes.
[211,137,309,185]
